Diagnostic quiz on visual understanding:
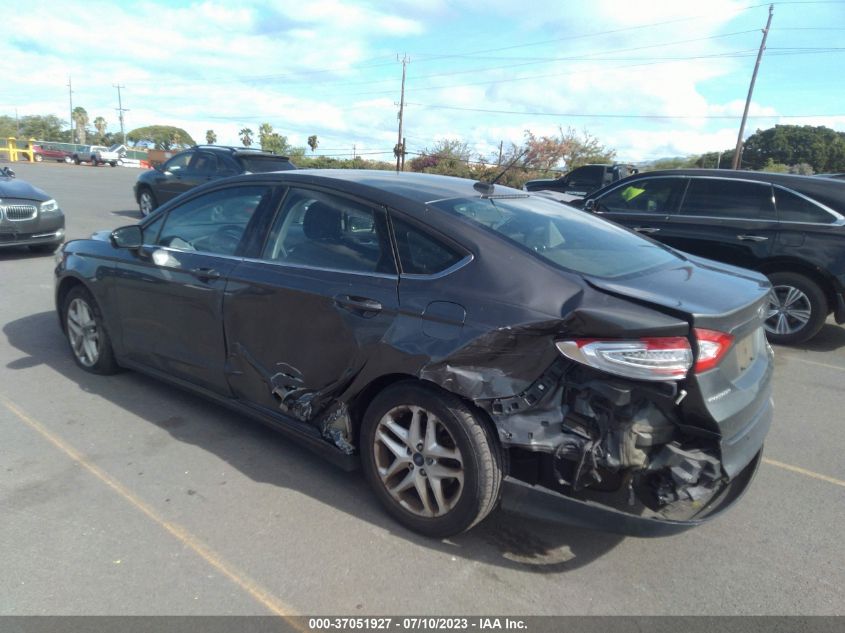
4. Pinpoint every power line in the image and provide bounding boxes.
[404,102,844,119]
